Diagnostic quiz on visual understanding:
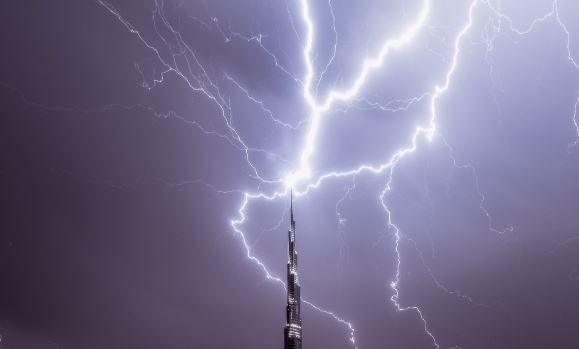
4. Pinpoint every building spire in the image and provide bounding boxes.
[290,189,294,223]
